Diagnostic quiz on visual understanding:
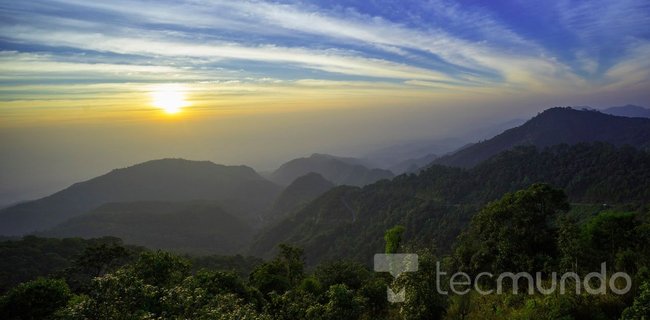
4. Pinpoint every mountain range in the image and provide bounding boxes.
[250,142,650,264]
[0,159,282,235]
[434,107,650,168]
[1,106,649,262]
[269,153,394,186]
